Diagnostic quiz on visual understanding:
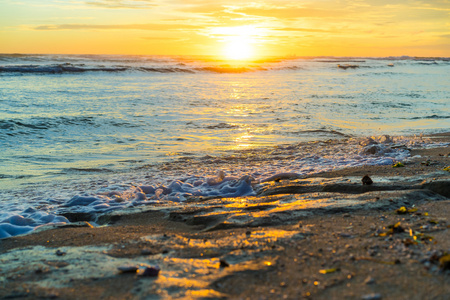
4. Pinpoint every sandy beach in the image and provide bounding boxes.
[2,0,450,298]
[1,134,449,299]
